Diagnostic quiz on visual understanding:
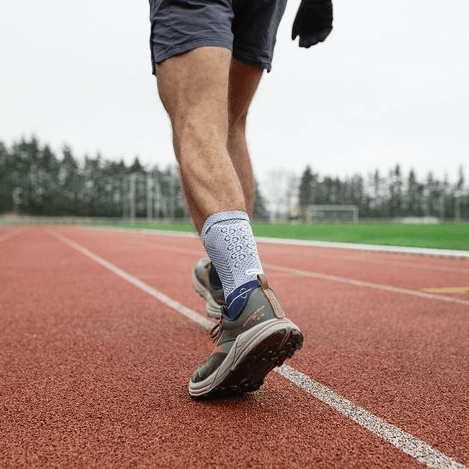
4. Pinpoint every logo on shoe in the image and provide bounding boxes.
[243,306,265,328]
[245,268,263,276]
